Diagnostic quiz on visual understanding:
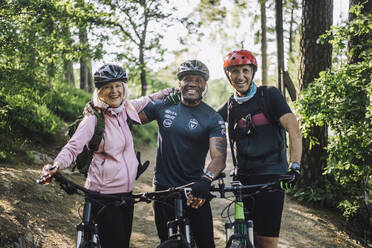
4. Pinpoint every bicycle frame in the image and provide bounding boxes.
[225,181,254,248]
[211,174,295,248]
